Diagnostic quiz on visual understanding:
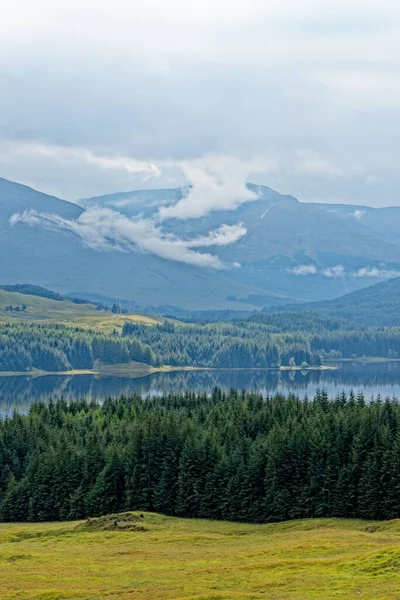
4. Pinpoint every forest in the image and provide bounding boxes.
[1,389,400,523]
[123,318,400,368]
[260,276,400,328]
[0,323,155,372]
[2,313,400,373]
